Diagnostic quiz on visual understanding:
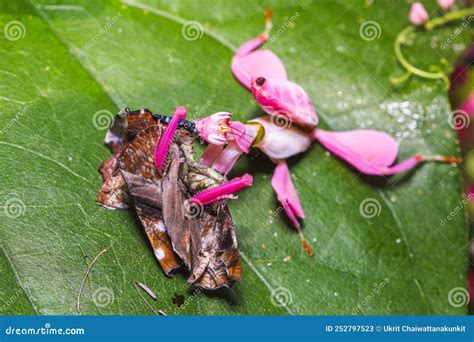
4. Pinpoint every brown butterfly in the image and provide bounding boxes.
[97,107,241,289]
